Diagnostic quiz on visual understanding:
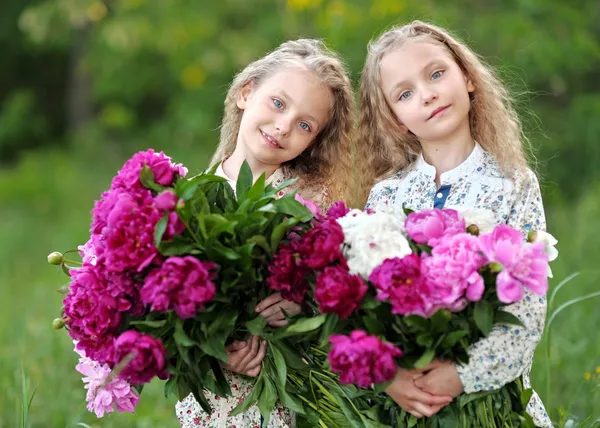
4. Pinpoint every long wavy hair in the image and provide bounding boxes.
[211,39,356,205]
[356,20,531,205]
